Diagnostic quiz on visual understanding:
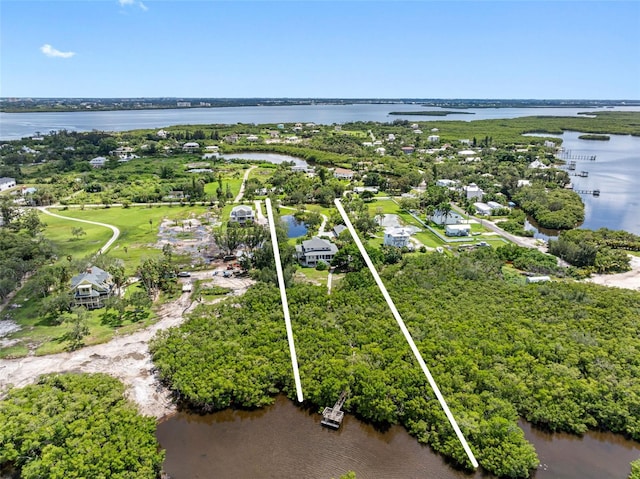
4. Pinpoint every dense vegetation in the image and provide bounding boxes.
[512,185,584,229]
[578,134,610,141]
[151,251,640,478]
[0,373,164,478]
[548,228,636,273]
